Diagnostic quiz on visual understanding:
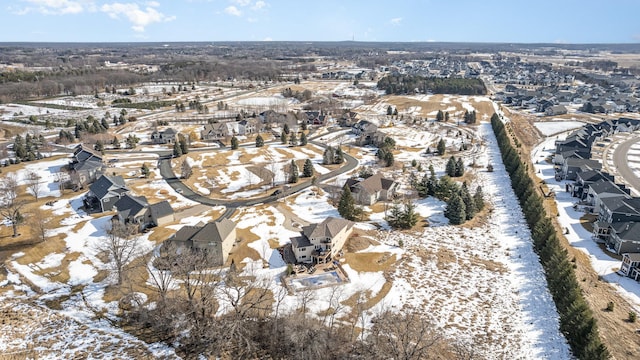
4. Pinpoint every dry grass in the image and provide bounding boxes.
[343,252,397,272]
[227,228,261,268]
